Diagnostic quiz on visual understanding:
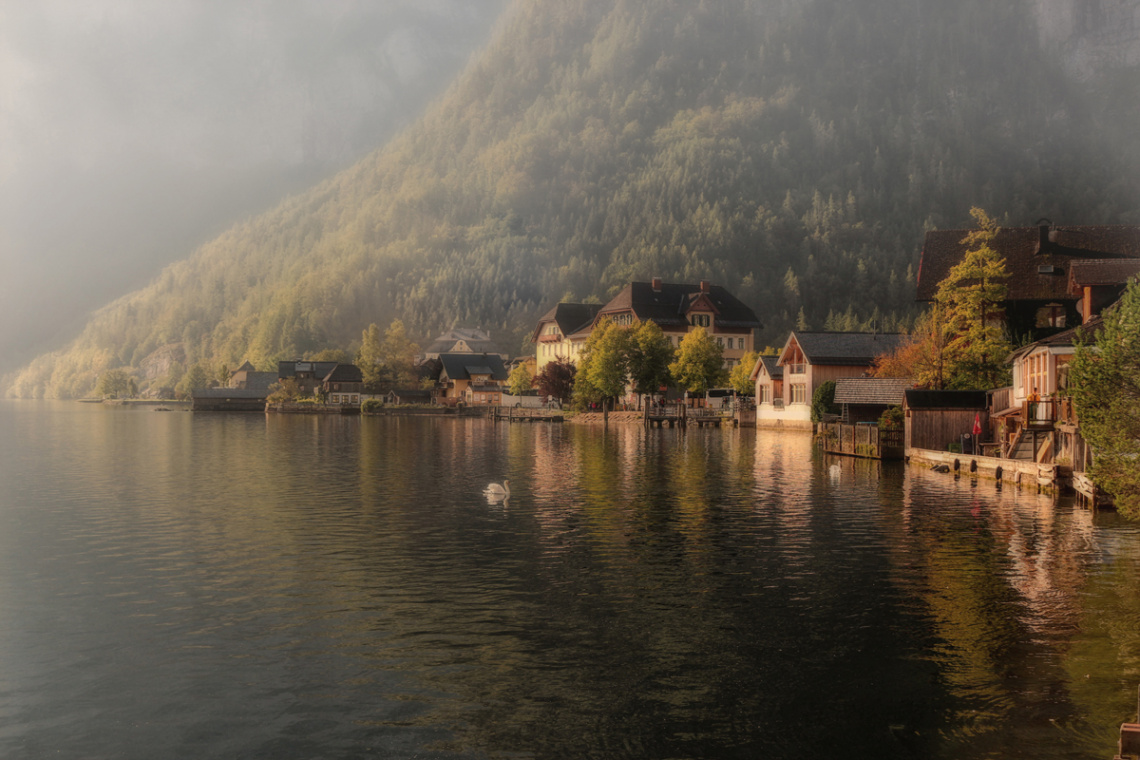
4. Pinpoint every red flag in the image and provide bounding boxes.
[972,413,982,436]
